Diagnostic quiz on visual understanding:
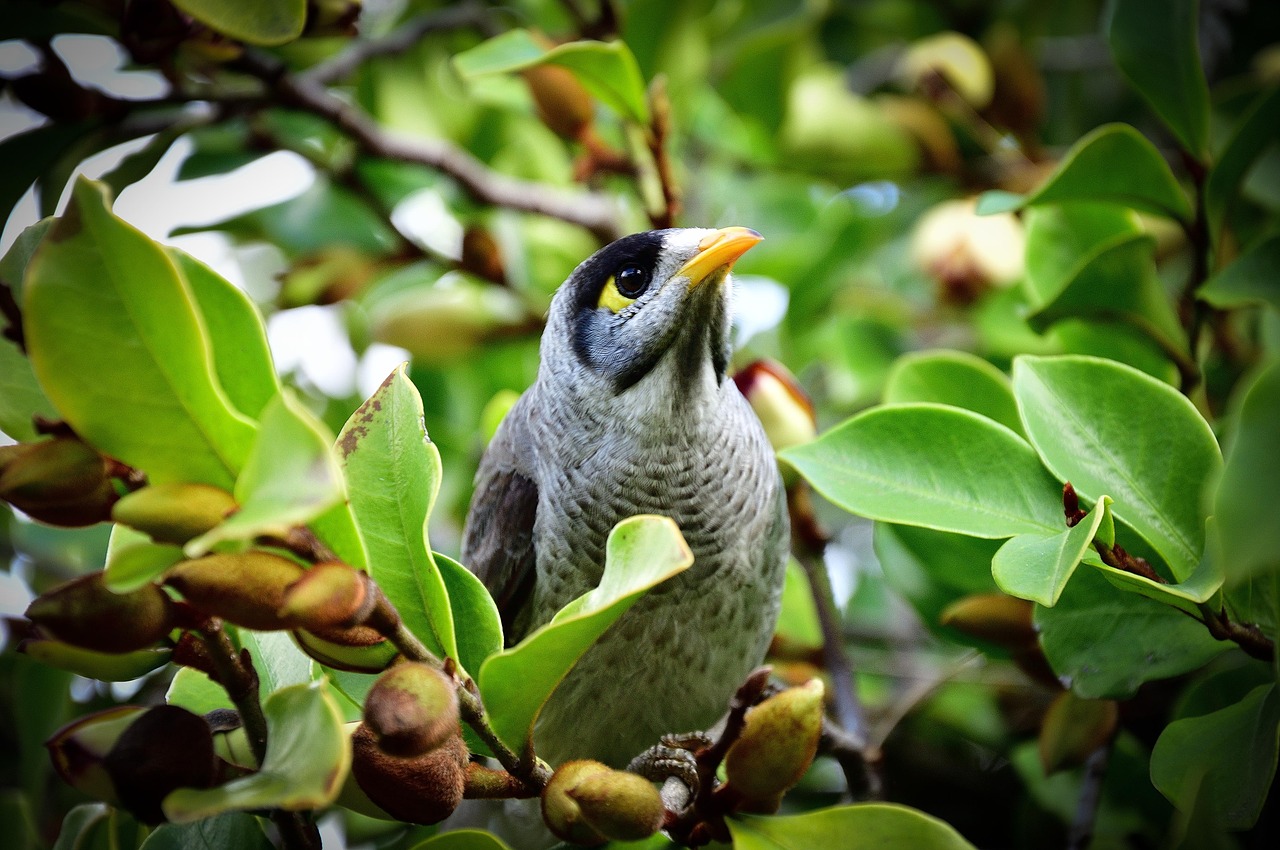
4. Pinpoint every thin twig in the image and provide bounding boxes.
[1067,734,1114,850]
[645,77,681,228]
